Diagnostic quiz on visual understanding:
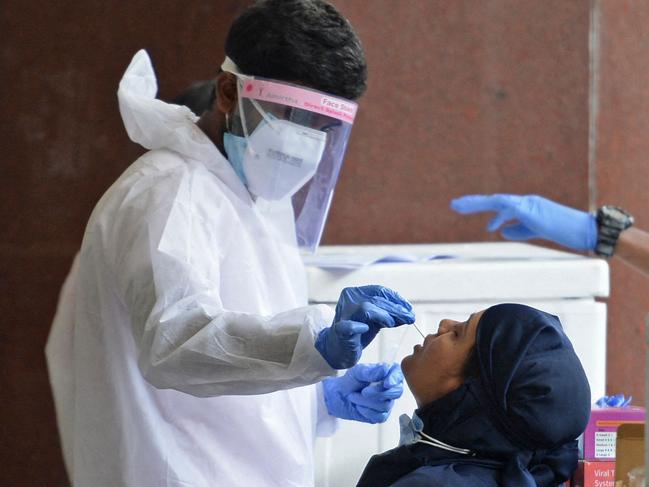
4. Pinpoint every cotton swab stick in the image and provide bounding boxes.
[412,322,426,339]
